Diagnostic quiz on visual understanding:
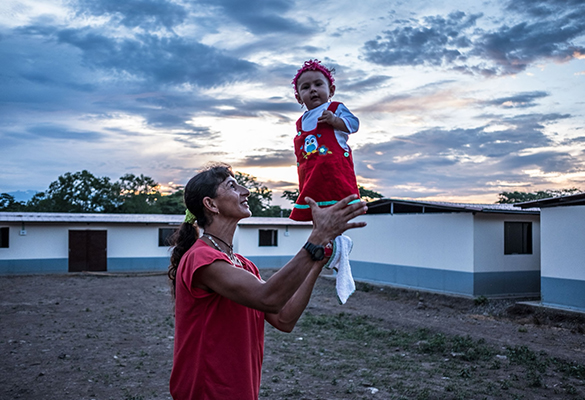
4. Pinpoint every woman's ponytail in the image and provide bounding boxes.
[168,222,199,299]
